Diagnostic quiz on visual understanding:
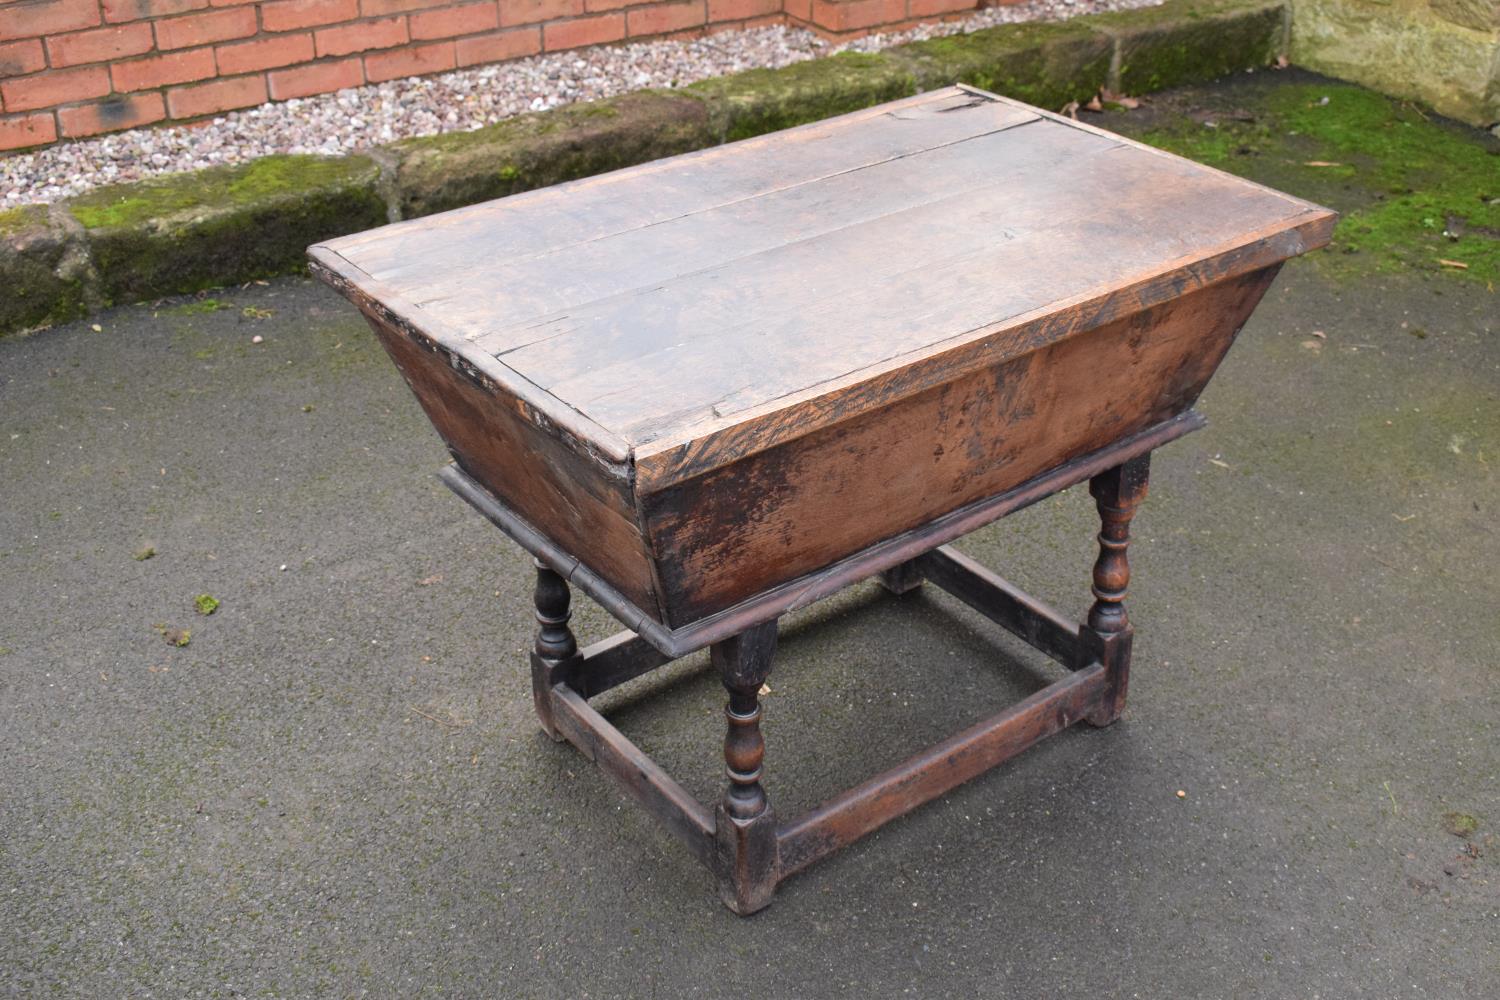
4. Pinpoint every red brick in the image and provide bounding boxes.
[260,0,358,32]
[542,12,622,49]
[47,22,155,67]
[582,0,629,11]
[907,0,971,15]
[503,0,583,27]
[783,0,811,21]
[57,91,165,136]
[216,31,316,73]
[209,0,260,5]
[0,111,57,150]
[364,39,454,81]
[809,0,903,31]
[102,0,210,24]
[626,0,704,36]
[0,39,45,77]
[410,1,499,40]
[315,16,408,57]
[267,55,363,98]
[0,0,99,41]
[359,0,447,15]
[706,0,779,20]
[1,65,109,112]
[154,7,257,49]
[454,25,538,65]
[111,47,217,91]
[166,73,268,117]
